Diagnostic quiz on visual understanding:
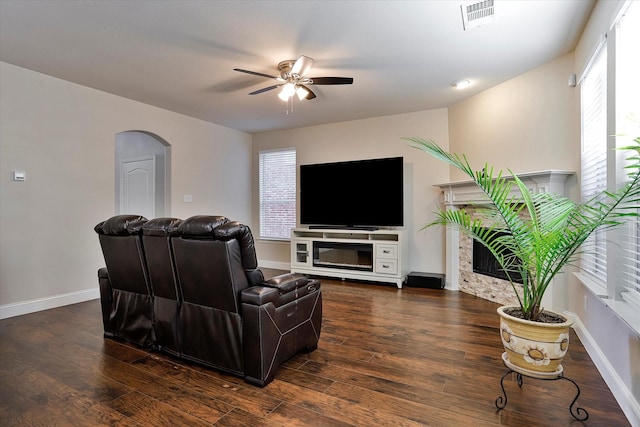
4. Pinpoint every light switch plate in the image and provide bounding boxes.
[12,170,26,181]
